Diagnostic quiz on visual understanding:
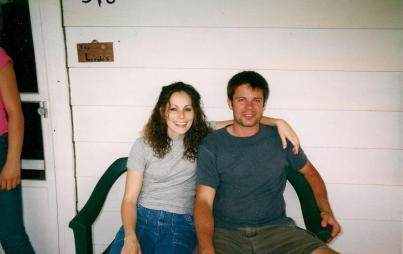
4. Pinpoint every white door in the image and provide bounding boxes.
[0,0,75,253]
